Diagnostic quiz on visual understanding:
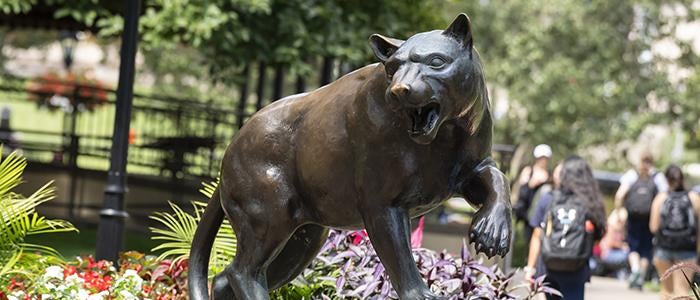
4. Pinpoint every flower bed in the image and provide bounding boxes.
[0,161,556,299]
[1,253,187,300]
[2,231,557,300]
